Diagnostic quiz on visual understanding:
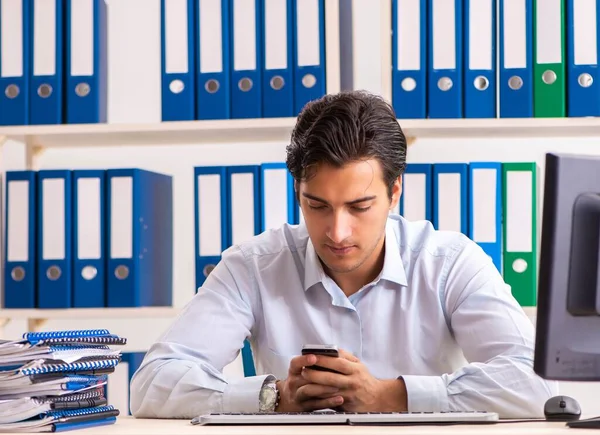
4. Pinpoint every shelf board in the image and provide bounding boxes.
[2,117,600,149]
[0,305,536,319]
[0,118,298,148]
[399,117,600,139]
[0,307,180,320]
